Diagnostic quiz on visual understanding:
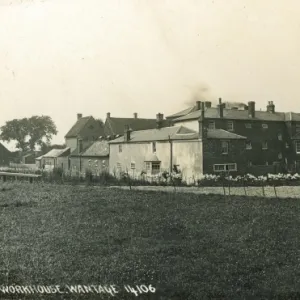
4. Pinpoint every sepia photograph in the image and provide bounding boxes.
[1,0,300,299]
